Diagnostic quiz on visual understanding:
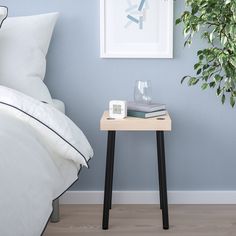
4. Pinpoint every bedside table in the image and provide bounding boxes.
[100,111,172,230]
